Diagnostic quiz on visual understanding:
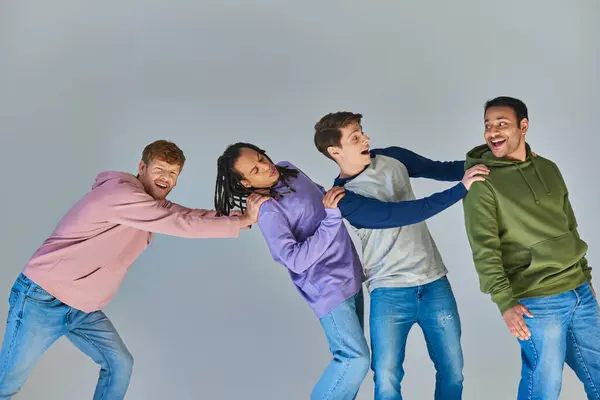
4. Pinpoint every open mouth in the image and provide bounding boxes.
[360,148,370,155]
[490,139,506,149]
[155,182,169,190]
